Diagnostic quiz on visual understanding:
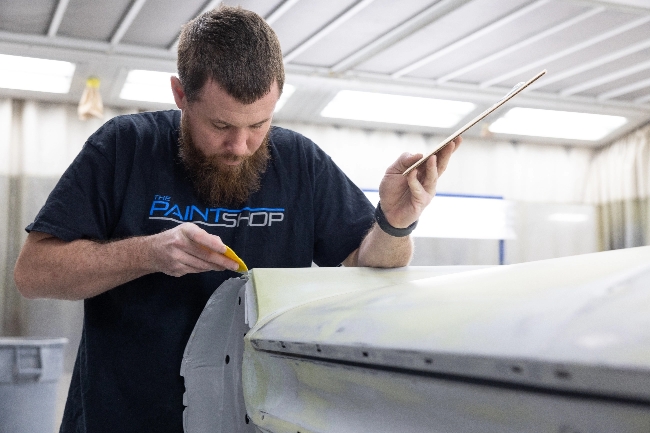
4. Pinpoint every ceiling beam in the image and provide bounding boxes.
[598,76,650,100]
[283,0,376,63]
[47,0,70,38]
[110,0,148,46]
[561,58,650,96]
[391,0,550,79]
[330,0,473,73]
[635,93,650,104]
[532,37,650,89]
[480,14,650,88]
[567,0,650,16]
[0,30,176,60]
[437,7,603,84]
[266,0,301,25]
[286,64,650,116]
[167,0,222,52]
